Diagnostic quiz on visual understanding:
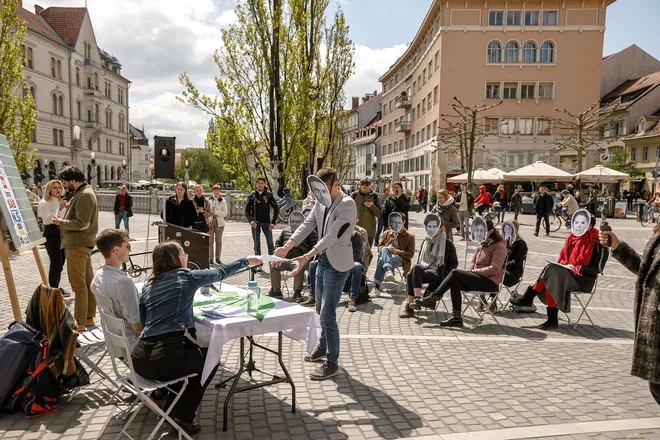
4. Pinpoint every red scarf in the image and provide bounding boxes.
[558,227,599,270]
